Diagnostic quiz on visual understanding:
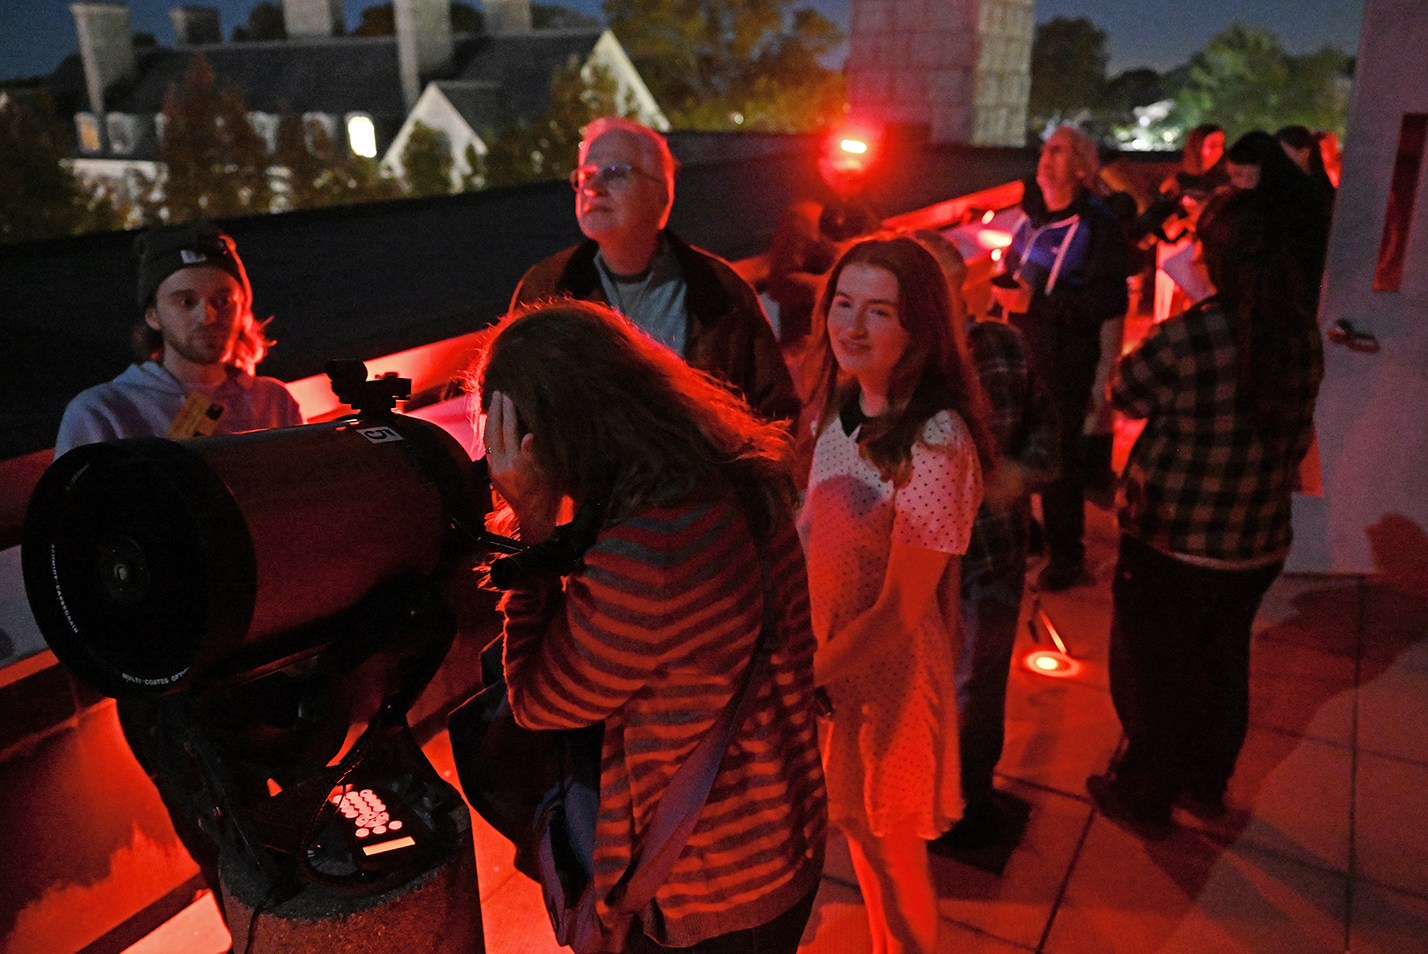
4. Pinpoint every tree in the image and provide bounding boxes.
[602,0,846,131]
[401,121,455,197]
[151,55,275,222]
[1173,24,1352,140]
[0,91,89,242]
[1100,68,1165,125]
[484,58,629,187]
[1028,16,1109,134]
